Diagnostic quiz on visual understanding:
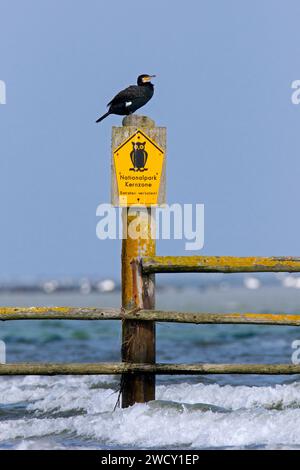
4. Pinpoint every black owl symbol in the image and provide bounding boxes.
[130,141,148,172]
